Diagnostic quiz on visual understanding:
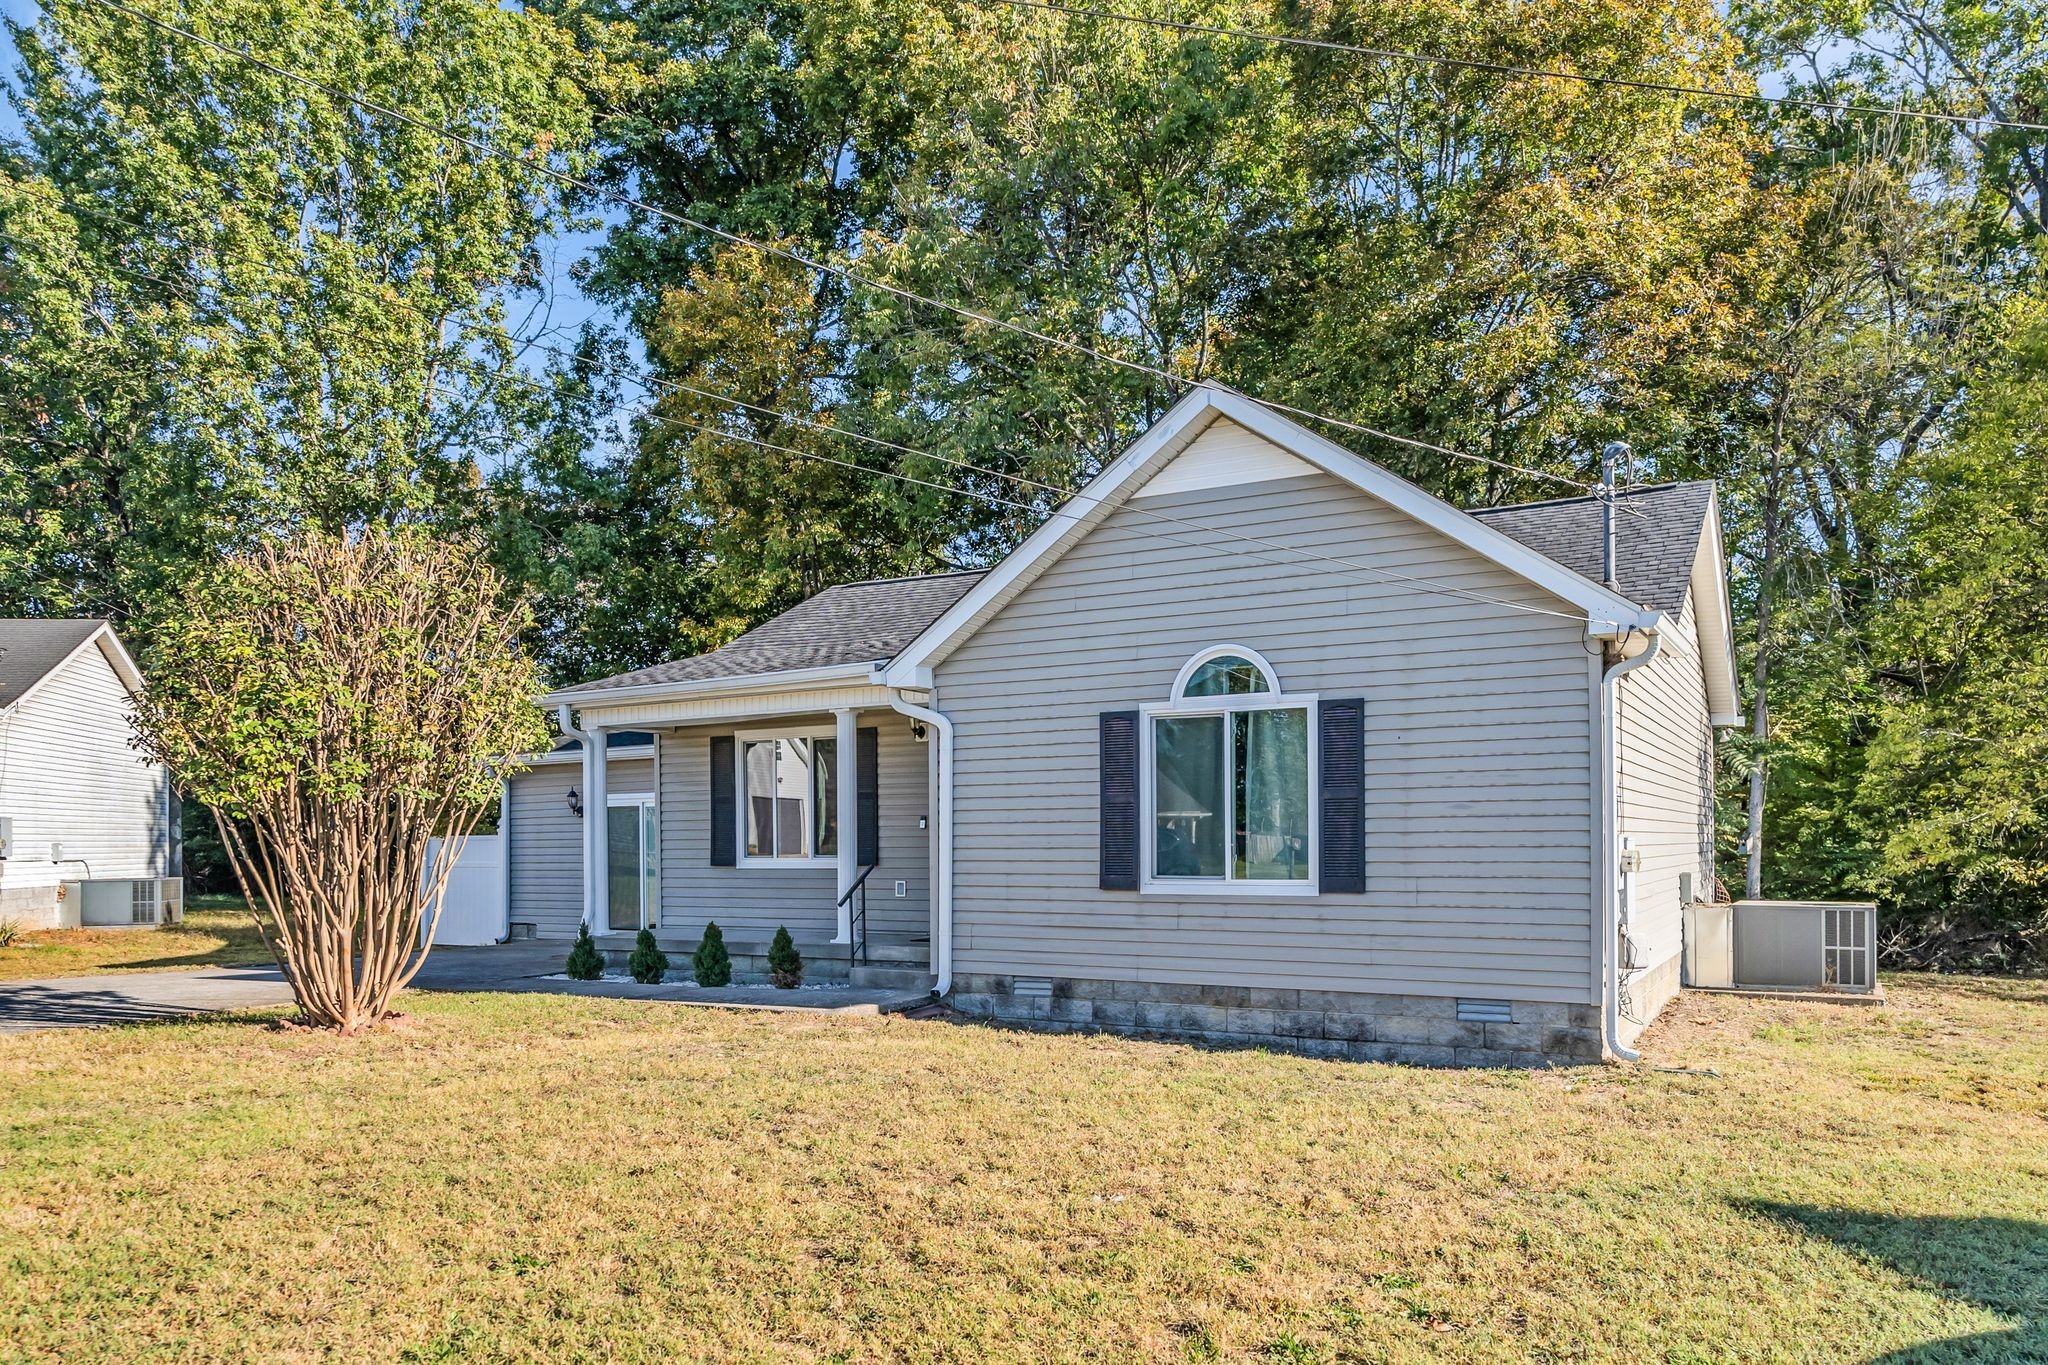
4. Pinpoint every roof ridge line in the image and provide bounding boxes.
[825,568,991,590]
[1466,480,1705,515]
